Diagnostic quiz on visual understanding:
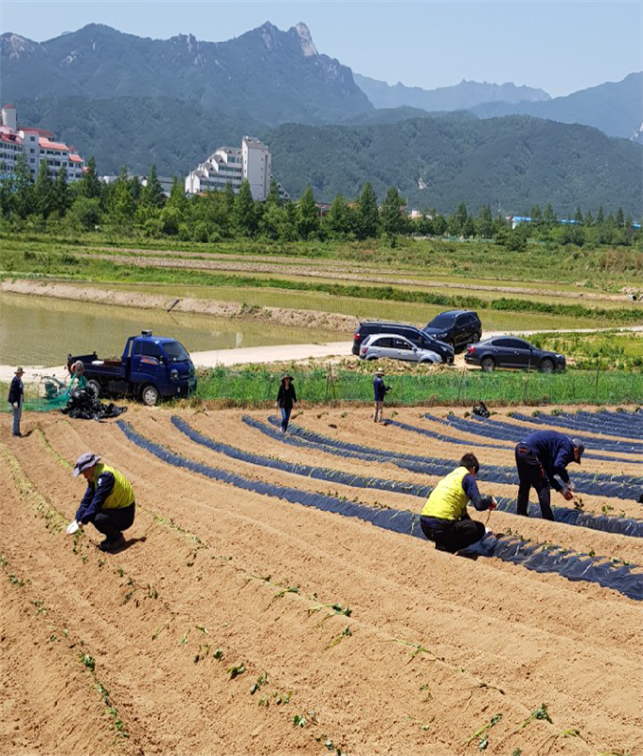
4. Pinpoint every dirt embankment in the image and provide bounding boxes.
[1,404,641,756]
[0,280,359,333]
